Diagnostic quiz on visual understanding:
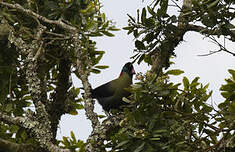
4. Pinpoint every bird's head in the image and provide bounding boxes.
[120,62,135,78]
